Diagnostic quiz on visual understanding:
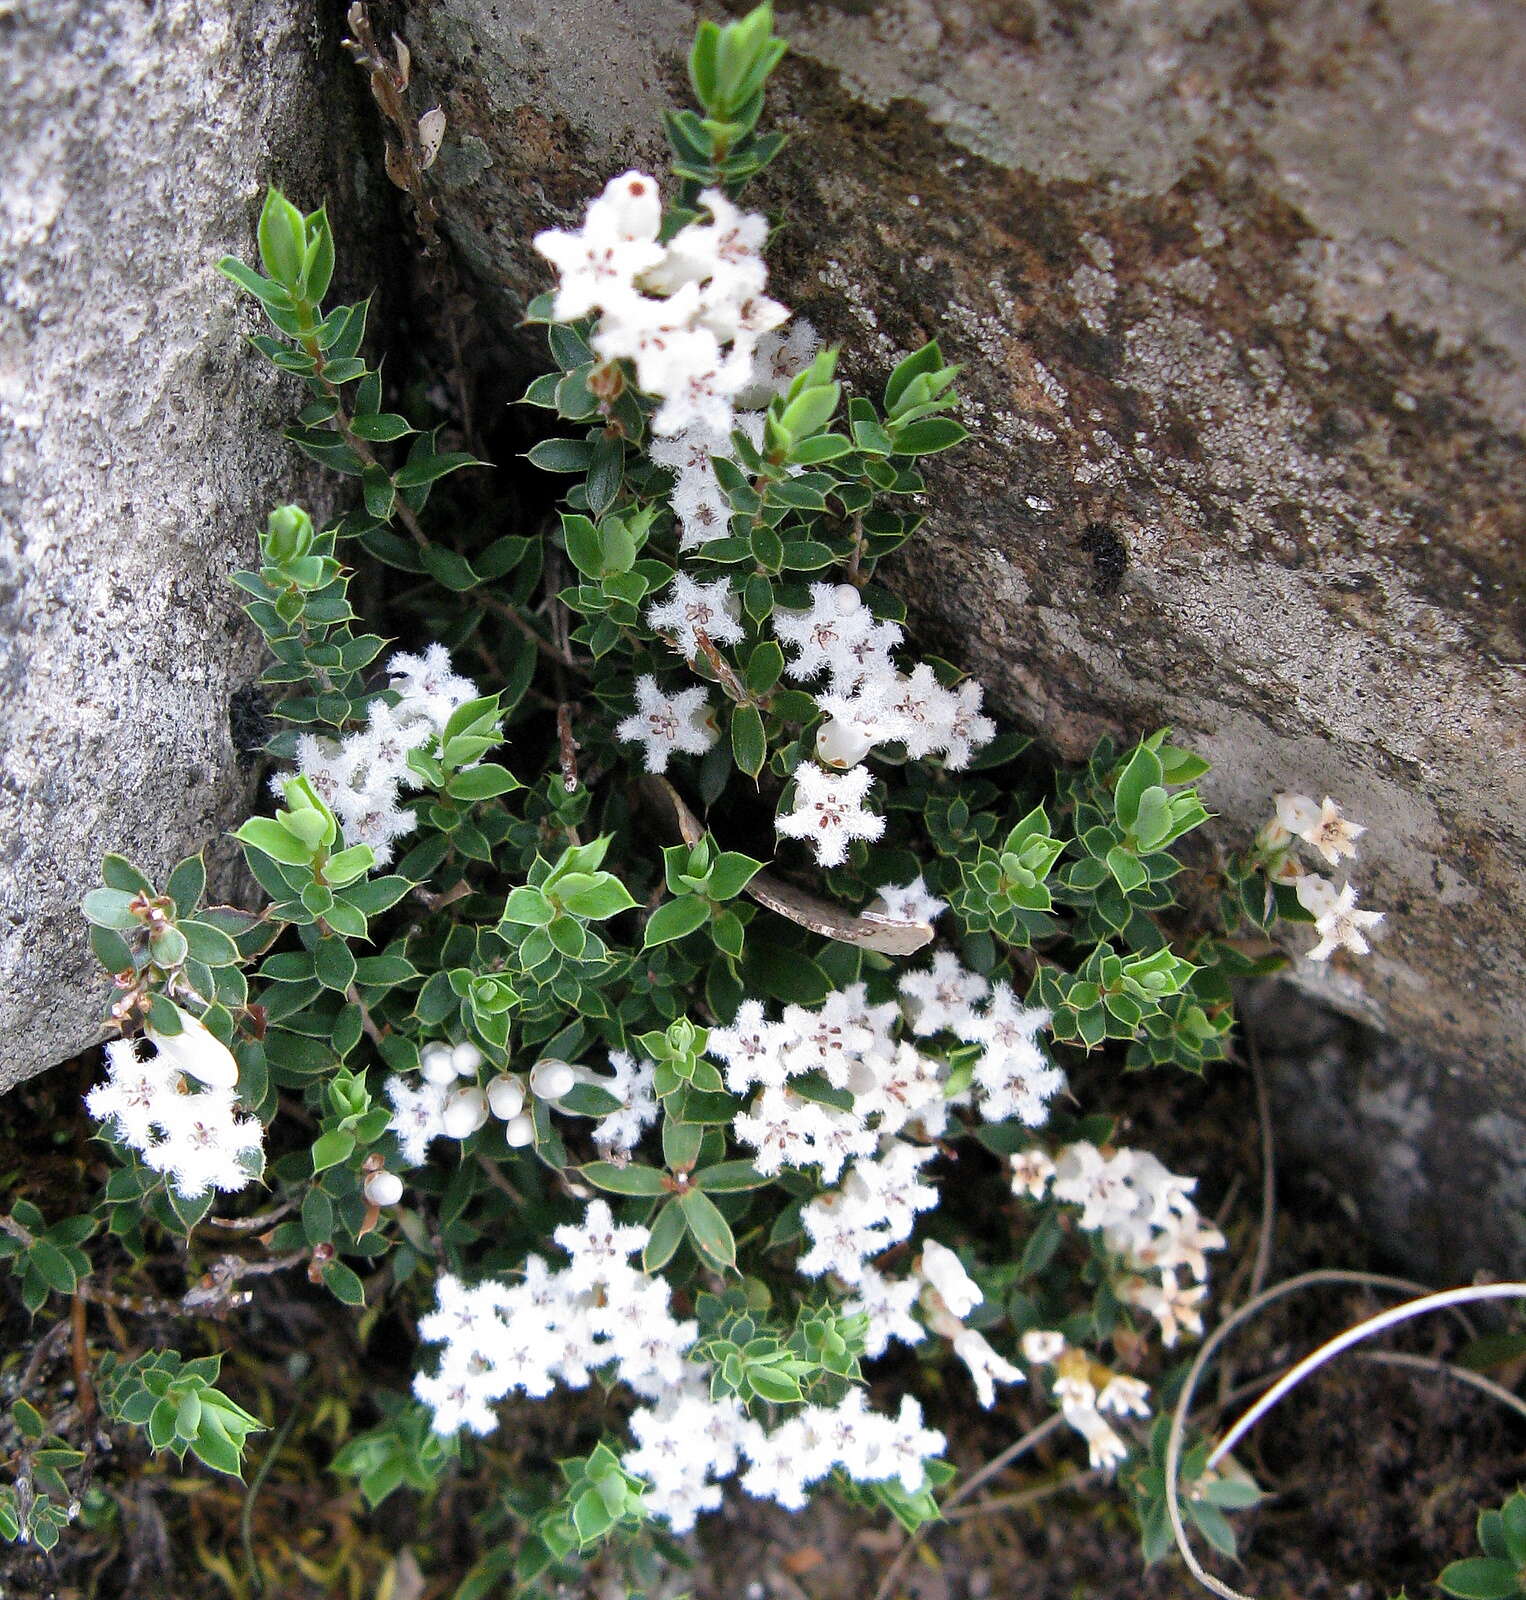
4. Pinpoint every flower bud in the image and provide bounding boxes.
[486,1074,526,1120]
[529,1058,576,1101]
[502,1113,536,1148]
[442,1086,488,1140]
[815,716,874,770]
[832,583,862,615]
[363,1169,404,1207]
[264,504,315,564]
[146,1010,239,1090]
[419,1042,458,1084]
[451,1040,484,1075]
